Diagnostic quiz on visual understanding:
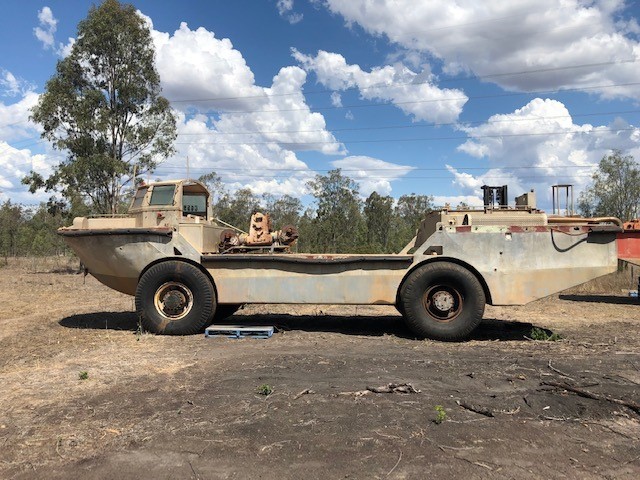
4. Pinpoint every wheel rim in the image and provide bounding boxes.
[154,281,194,320]
[422,285,462,322]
